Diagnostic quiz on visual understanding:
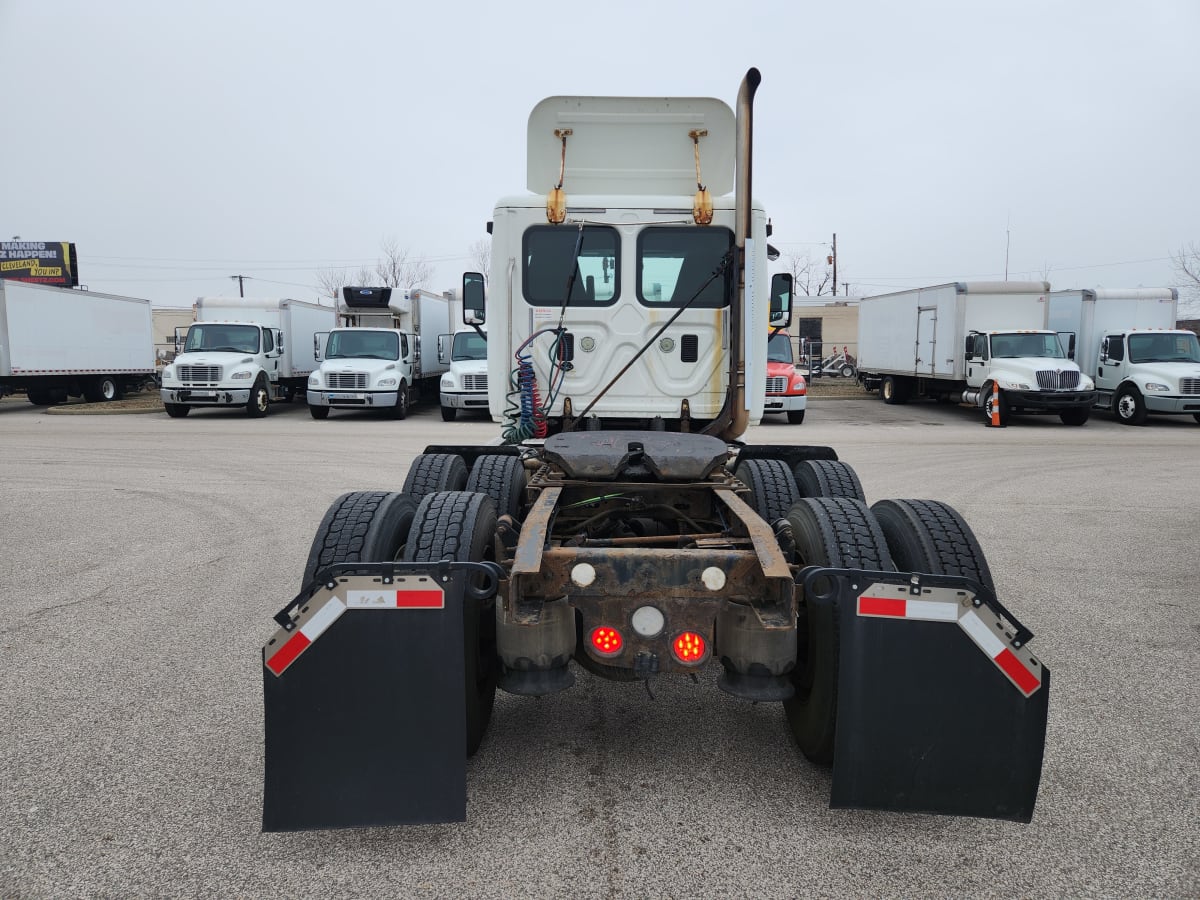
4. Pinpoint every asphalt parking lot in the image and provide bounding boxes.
[1,395,1197,898]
